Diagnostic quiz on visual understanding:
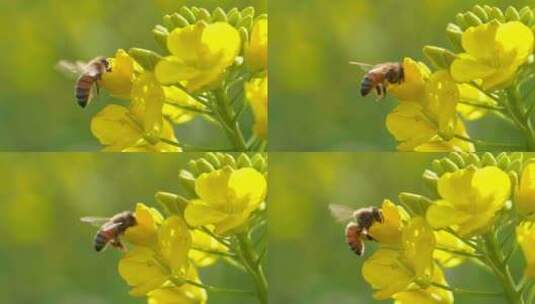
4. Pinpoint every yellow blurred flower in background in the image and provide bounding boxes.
[245,76,268,139]
[124,203,163,247]
[101,49,142,99]
[426,166,511,236]
[155,22,241,92]
[517,221,535,279]
[245,18,268,71]
[450,21,534,90]
[516,162,535,215]
[184,167,267,235]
